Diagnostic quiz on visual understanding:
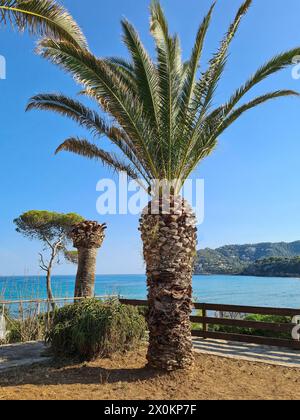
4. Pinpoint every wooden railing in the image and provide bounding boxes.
[0,295,117,319]
[1,296,299,350]
[0,295,115,306]
[119,299,300,350]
